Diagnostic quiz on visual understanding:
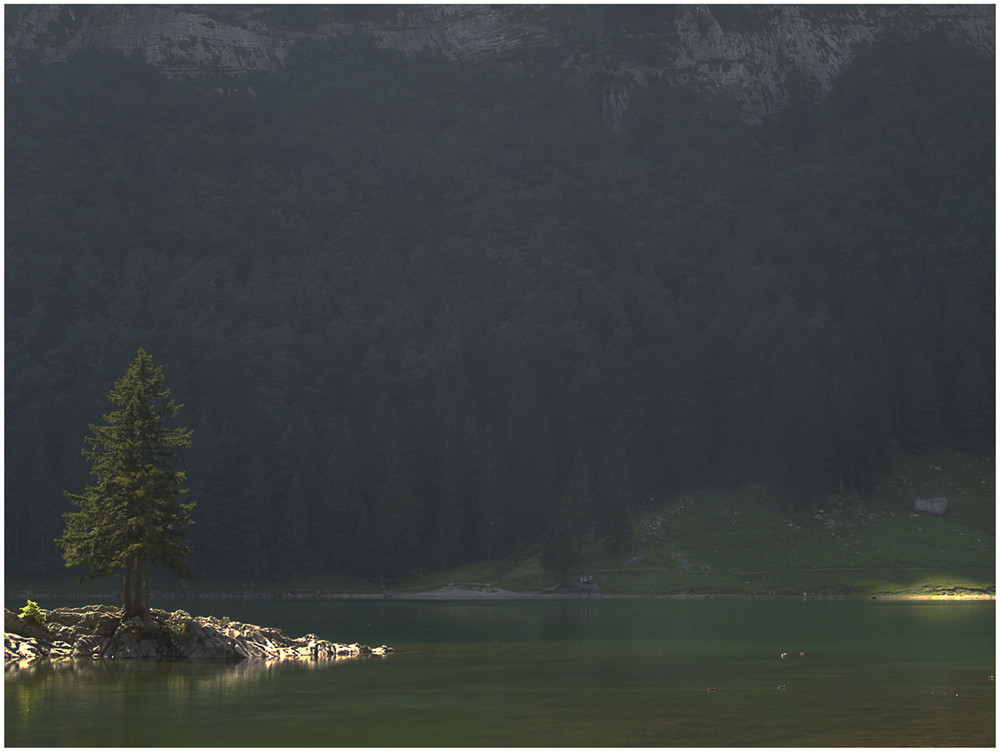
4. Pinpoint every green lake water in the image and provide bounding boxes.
[4,598,995,746]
